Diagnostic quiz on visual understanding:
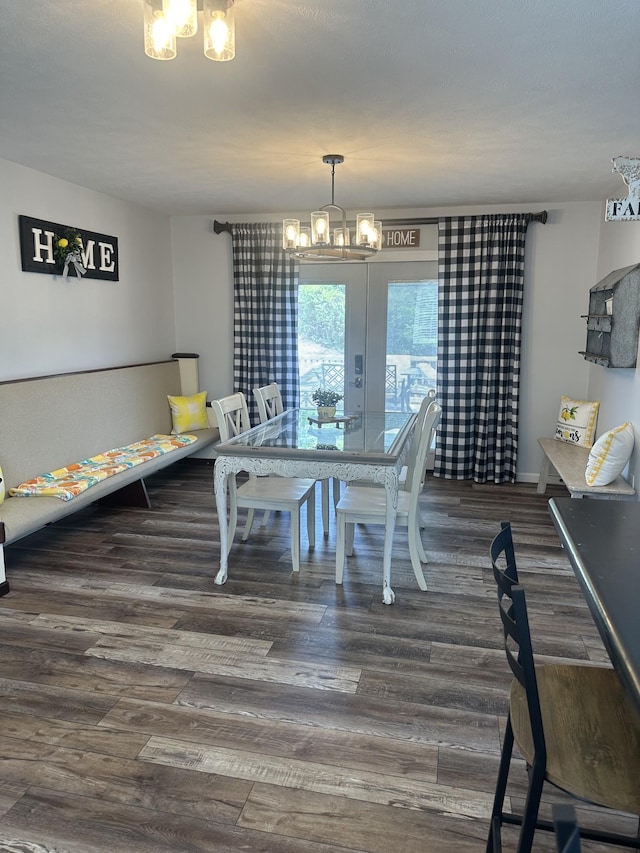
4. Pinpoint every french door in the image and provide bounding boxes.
[298,261,438,412]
